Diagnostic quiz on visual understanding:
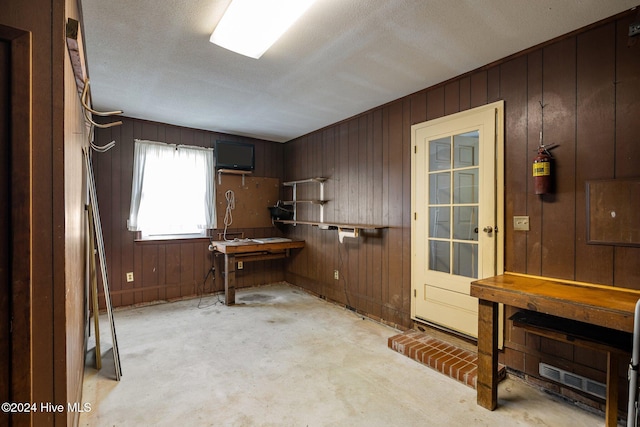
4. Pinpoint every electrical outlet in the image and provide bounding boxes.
[630,22,640,37]
[237,261,243,270]
[513,216,530,231]
[334,270,339,280]
[126,272,134,282]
